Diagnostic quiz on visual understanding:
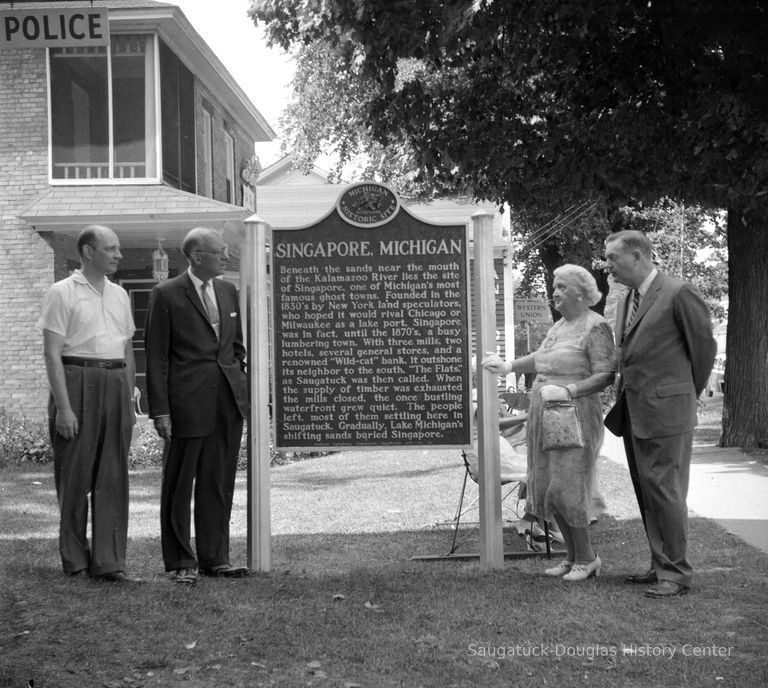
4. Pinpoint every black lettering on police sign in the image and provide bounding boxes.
[1,9,109,48]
